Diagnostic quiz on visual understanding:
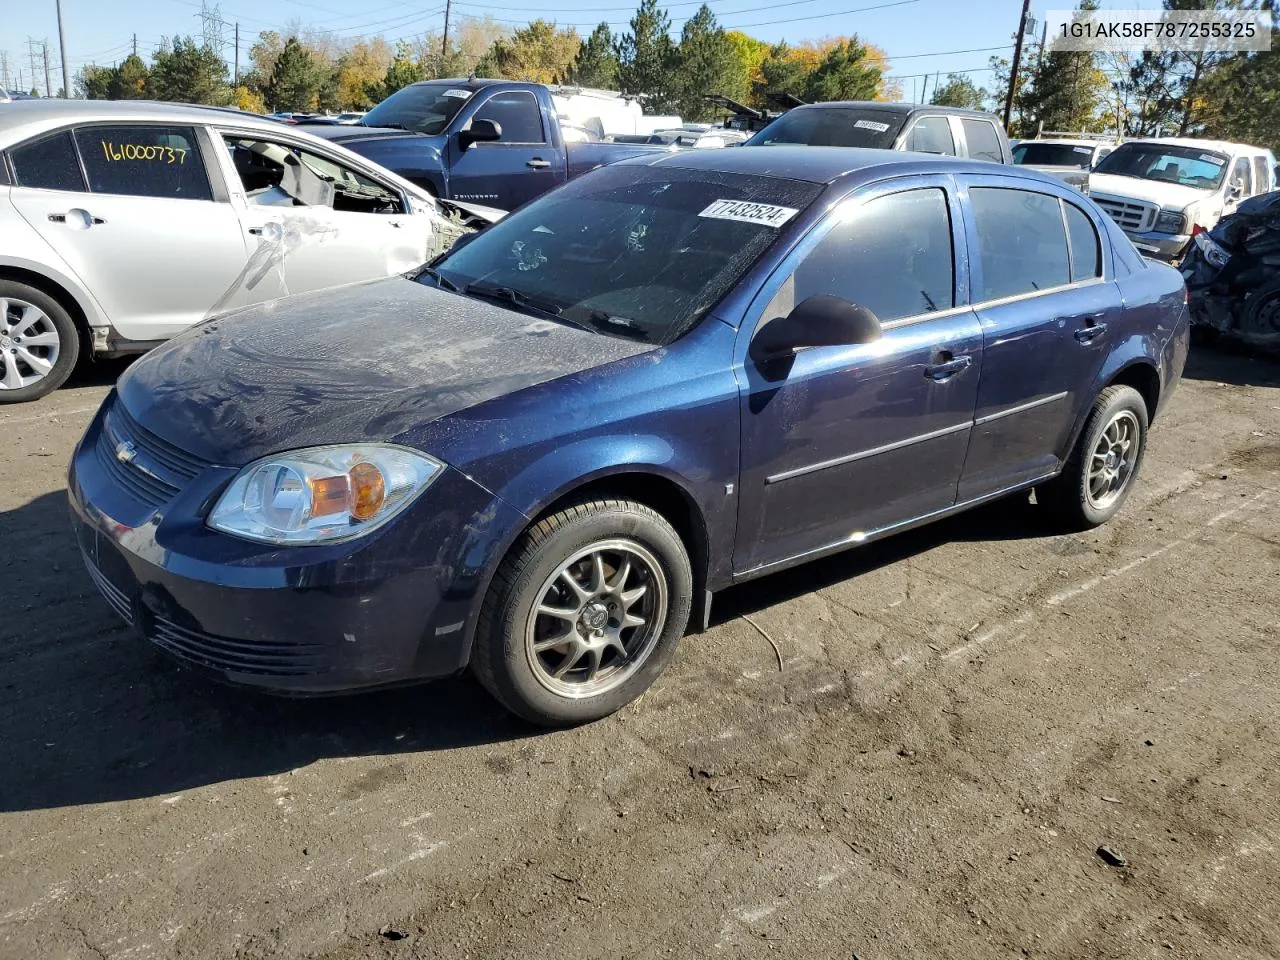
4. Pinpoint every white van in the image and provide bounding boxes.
[1089,137,1278,260]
